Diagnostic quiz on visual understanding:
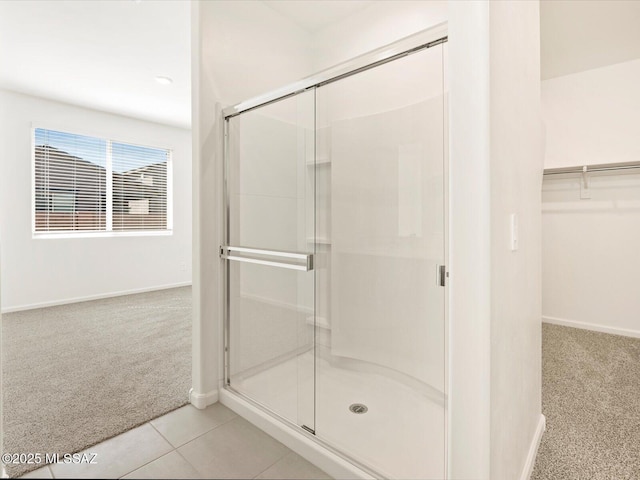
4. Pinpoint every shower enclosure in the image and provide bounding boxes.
[220,27,447,479]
